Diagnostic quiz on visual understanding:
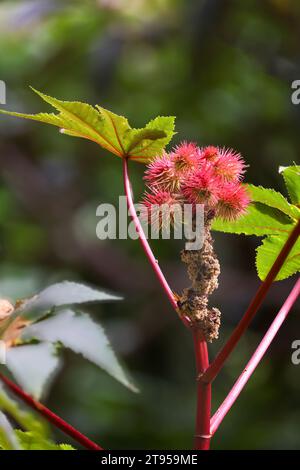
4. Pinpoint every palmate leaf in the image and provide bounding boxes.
[1,281,134,397]
[212,202,295,236]
[22,309,137,392]
[0,88,175,163]
[126,116,176,162]
[256,234,300,281]
[279,165,300,205]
